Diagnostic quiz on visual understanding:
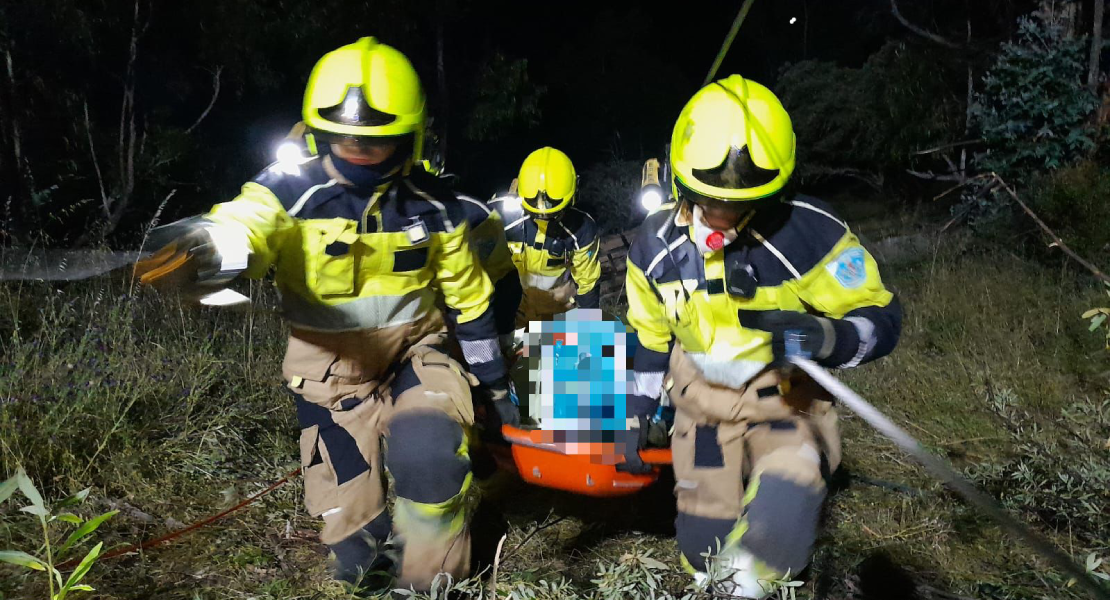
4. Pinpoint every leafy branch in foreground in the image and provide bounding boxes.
[0,467,117,600]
